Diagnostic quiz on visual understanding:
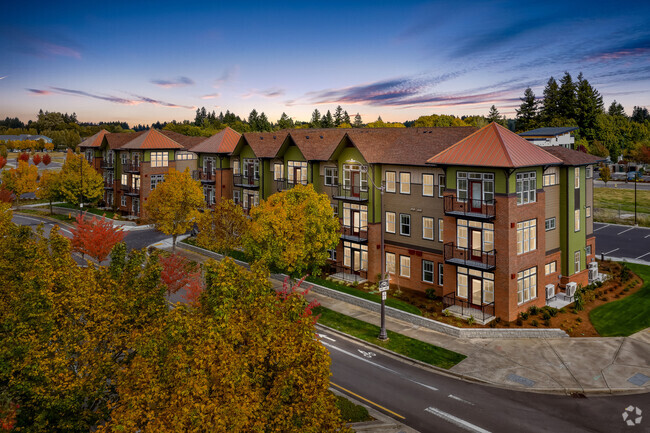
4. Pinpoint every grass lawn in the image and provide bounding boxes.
[334,395,372,423]
[182,238,250,262]
[590,263,650,336]
[594,187,650,214]
[53,203,117,219]
[314,306,466,369]
[17,209,75,223]
[306,276,422,316]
